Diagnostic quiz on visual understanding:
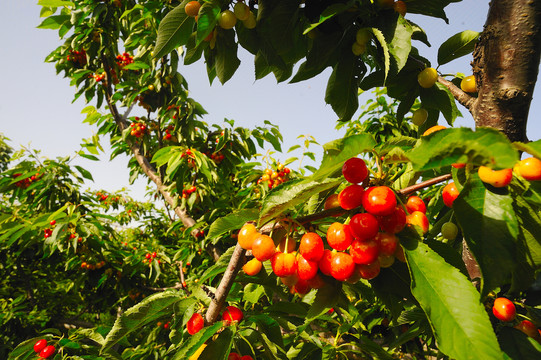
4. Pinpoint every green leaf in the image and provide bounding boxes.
[454,175,533,297]
[420,82,461,125]
[153,2,195,59]
[382,15,413,72]
[408,127,519,172]
[198,326,235,360]
[305,283,340,322]
[510,185,541,269]
[122,62,150,70]
[310,134,376,182]
[513,139,541,159]
[215,29,241,84]
[258,178,343,226]
[372,28,391,83]
[196,1,220,44]
[207,209,258,241]
[290,32,342,83]
[198,246,236,284]
[171,322,224,360]
[251,314,285,349]
[438,30,480,65]
[324,50,363,121]
[37,15,70,29]
[402,235,505,360]
[406,0,459,23]
[101,291,186,352]
[499,327,541,359]
[37,0,73,6]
